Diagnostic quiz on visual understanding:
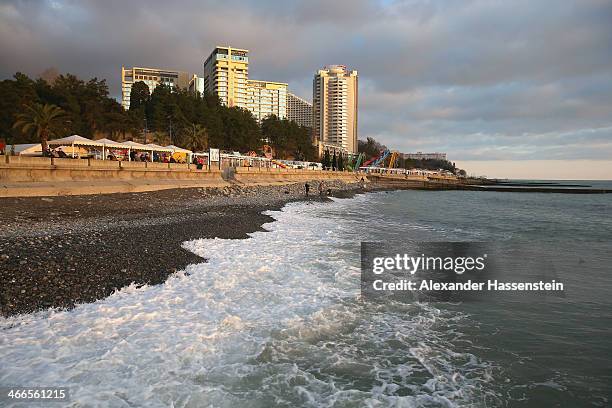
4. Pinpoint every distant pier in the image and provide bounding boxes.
[368,175,612,194]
